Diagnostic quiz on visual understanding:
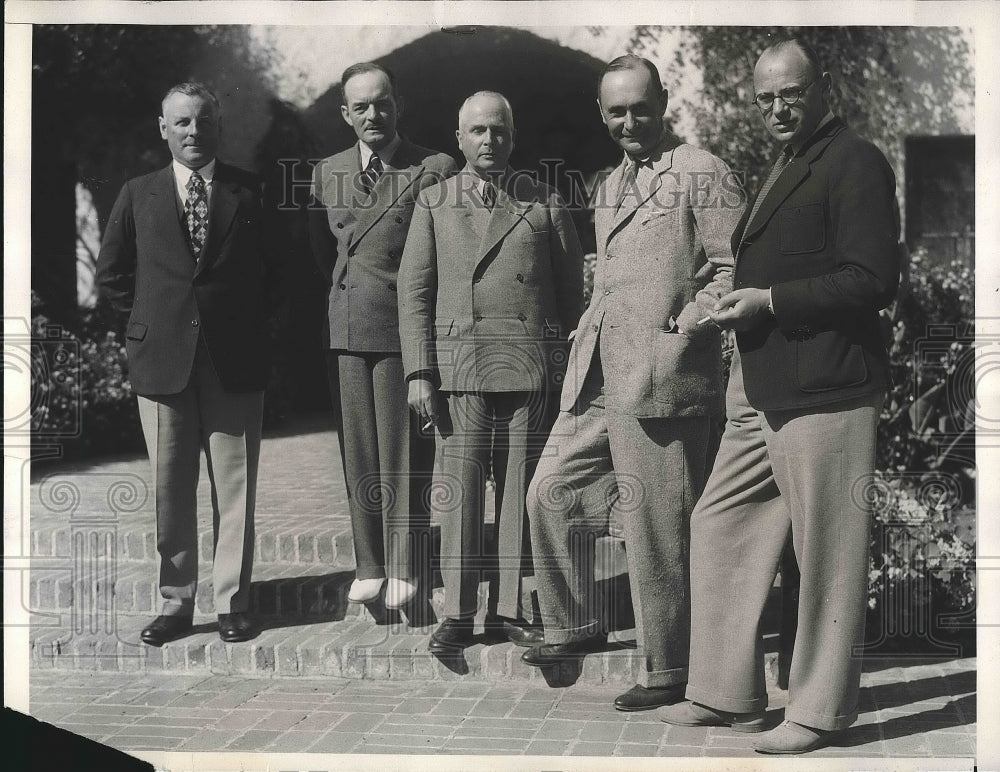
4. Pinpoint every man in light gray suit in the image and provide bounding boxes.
[522,55,746,711]
[399,91,584,654]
